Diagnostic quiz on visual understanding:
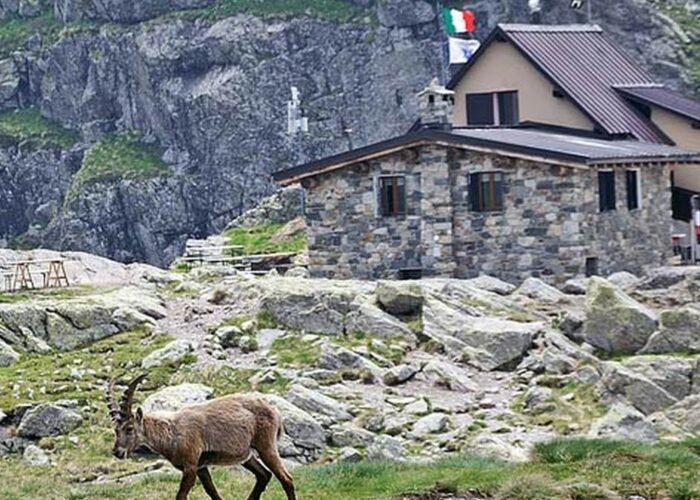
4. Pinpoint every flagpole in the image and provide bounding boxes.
[437,1,450,86]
